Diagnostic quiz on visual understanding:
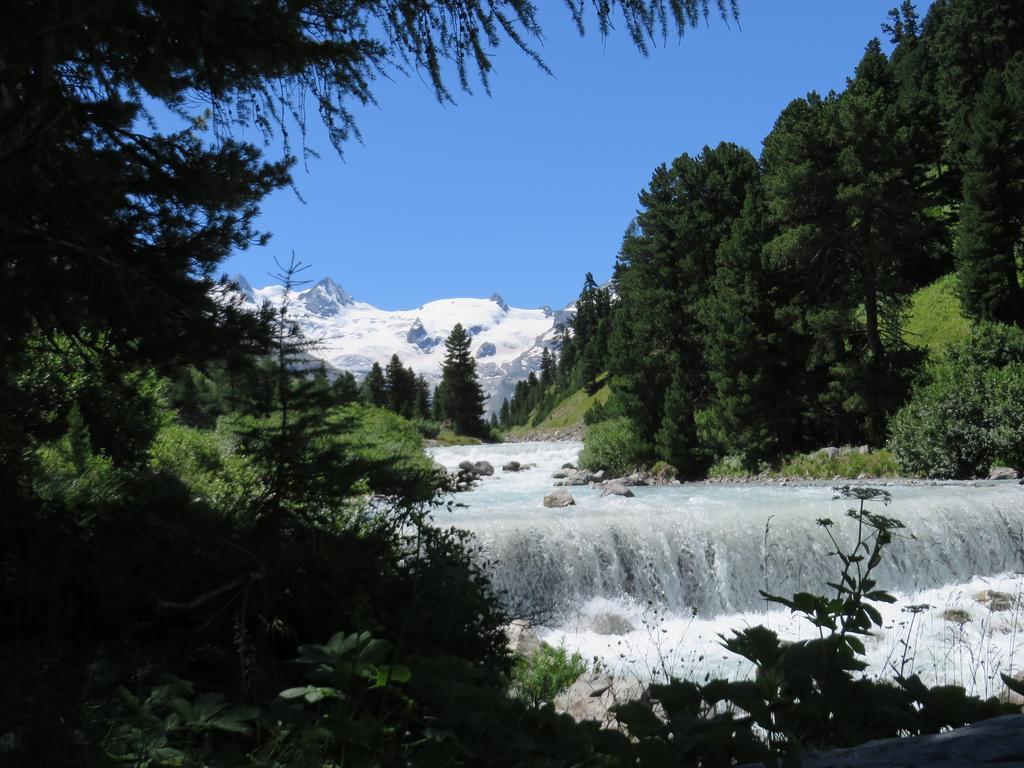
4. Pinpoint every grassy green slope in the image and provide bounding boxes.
[532,382,609,430]
[504,379,610,438]
[903,273,970,356]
